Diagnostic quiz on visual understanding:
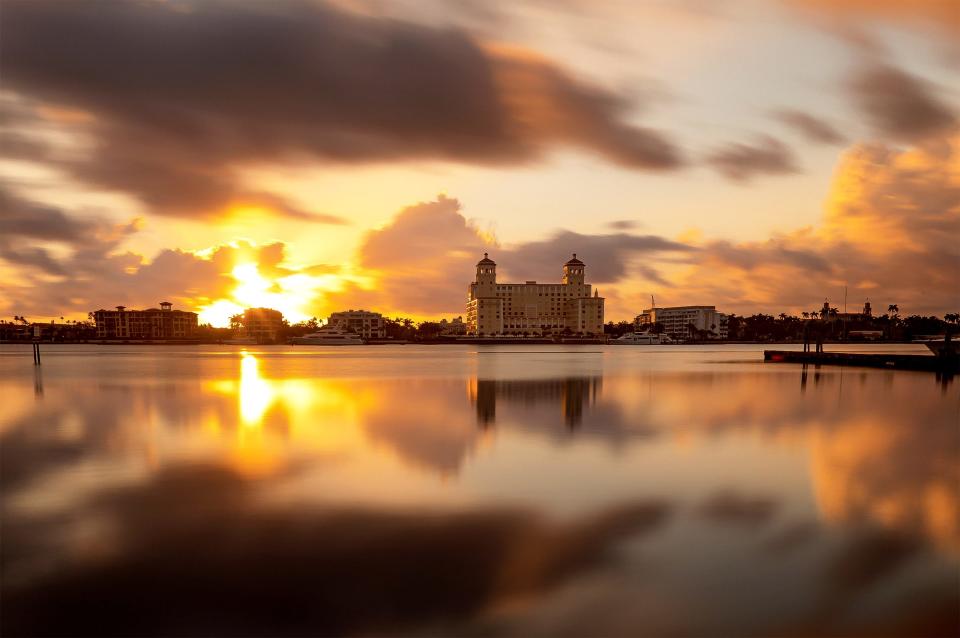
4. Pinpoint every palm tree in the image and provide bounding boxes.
[778,313,788,321]
[887,304,899,316]
[801,312,810,320]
